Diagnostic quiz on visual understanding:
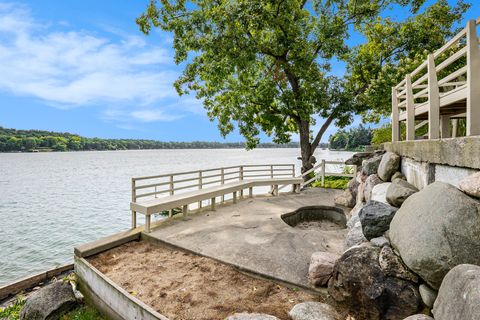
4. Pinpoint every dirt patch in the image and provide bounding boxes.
[88,241,323,320]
